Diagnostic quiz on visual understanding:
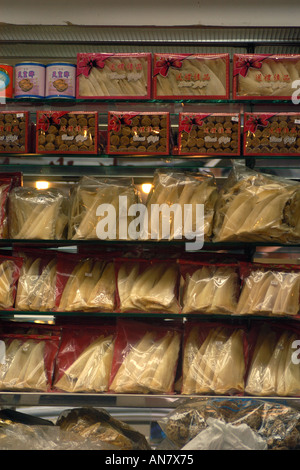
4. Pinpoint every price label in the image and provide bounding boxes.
[0,340,6,365]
